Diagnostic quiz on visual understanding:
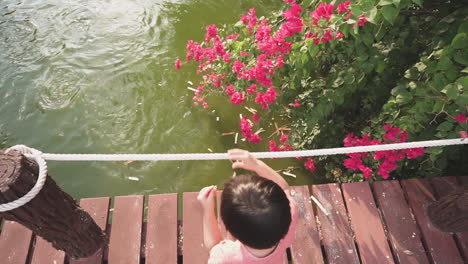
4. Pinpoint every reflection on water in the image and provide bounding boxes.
[0,0,313,199]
